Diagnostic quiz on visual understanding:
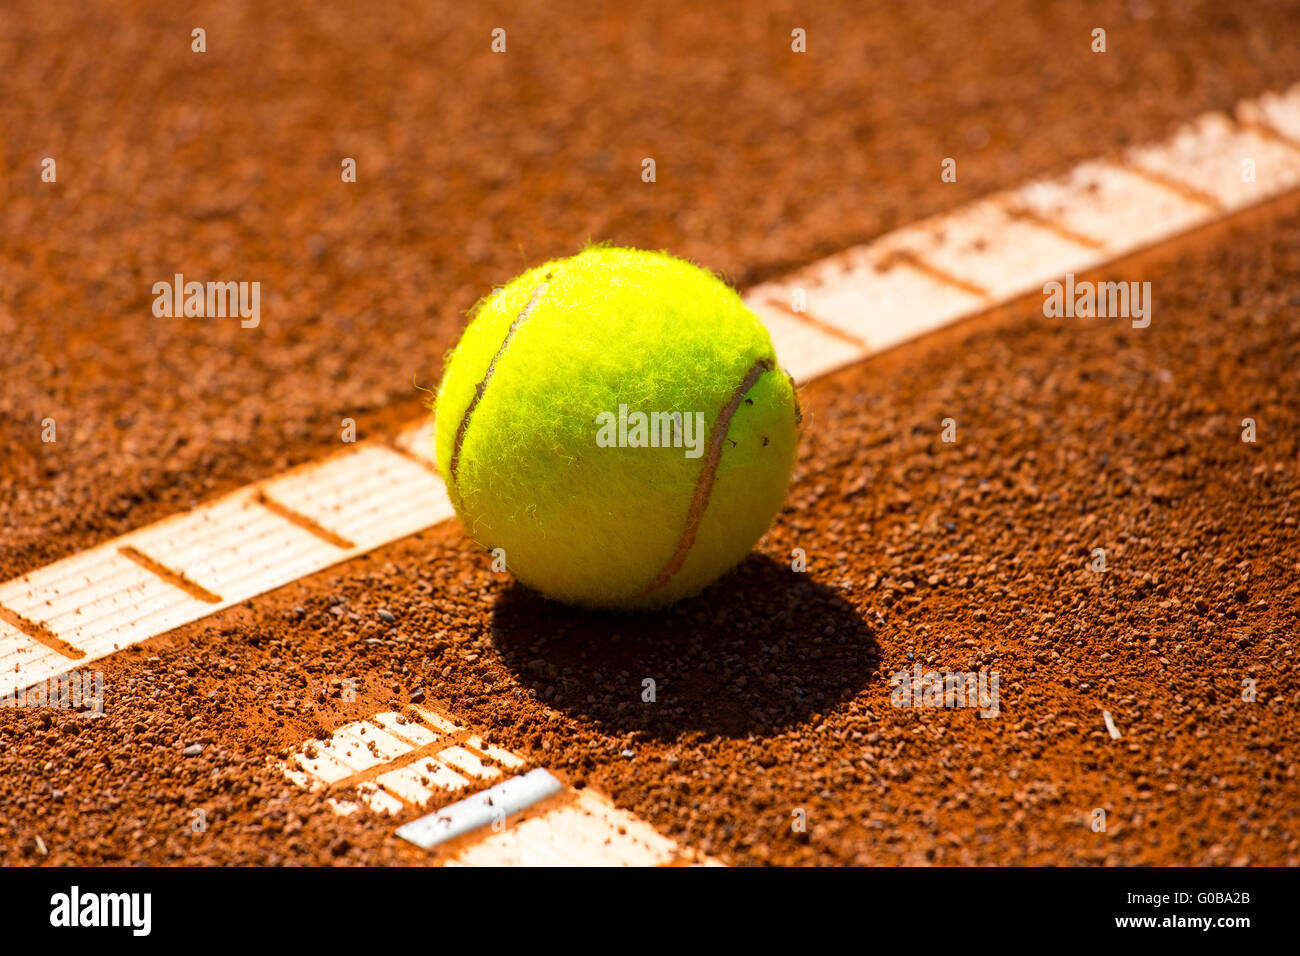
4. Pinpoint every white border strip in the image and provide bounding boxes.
[280,706,711,865]
[2,445,453,699]
[747,87,1300,383]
